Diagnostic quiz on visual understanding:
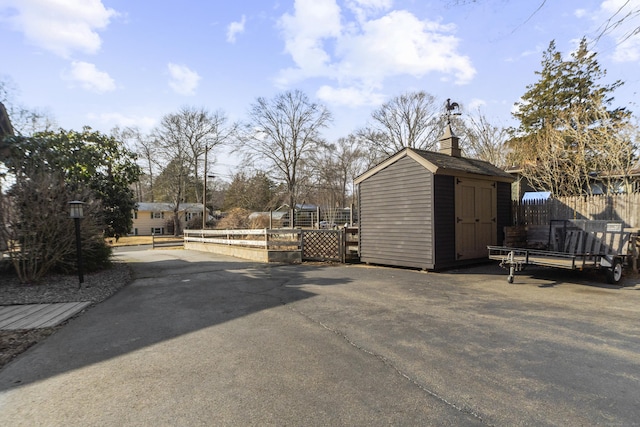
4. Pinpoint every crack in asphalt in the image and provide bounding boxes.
[284,302,492,426]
